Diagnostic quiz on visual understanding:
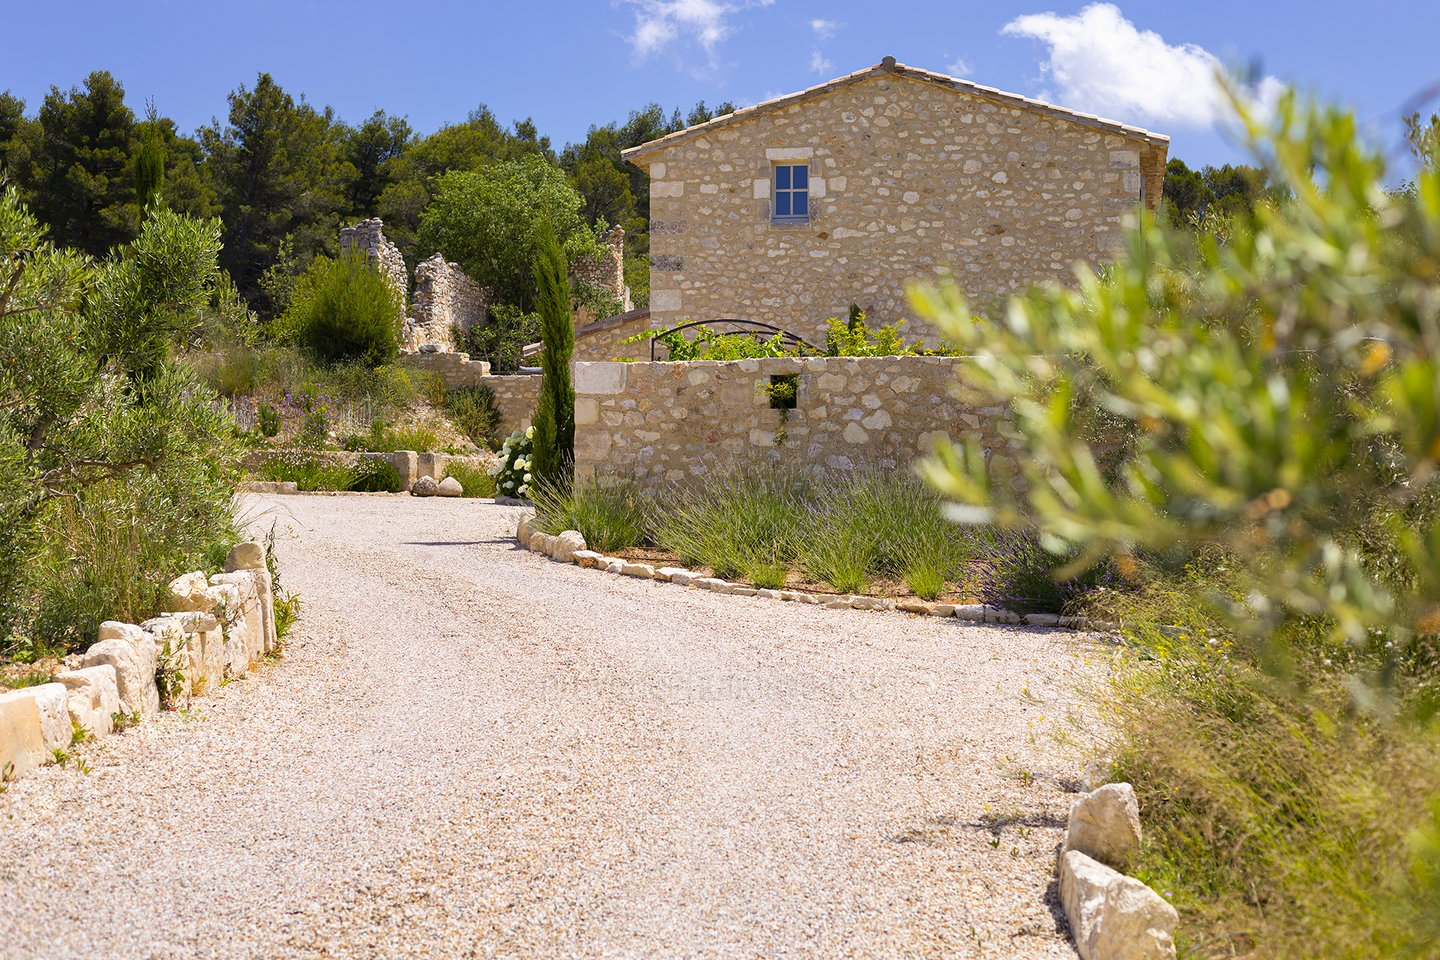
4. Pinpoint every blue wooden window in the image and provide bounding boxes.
[772,163,809,221]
